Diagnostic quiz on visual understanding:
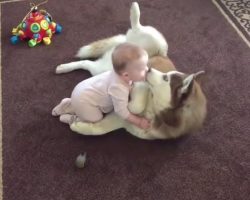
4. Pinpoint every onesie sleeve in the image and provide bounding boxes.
[108,84,130,119]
